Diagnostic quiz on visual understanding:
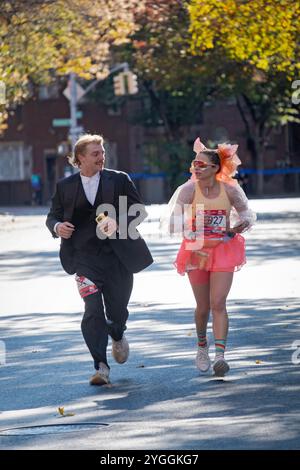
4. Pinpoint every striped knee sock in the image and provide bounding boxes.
[215,338,226,357]
[197,331,207,348]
